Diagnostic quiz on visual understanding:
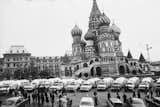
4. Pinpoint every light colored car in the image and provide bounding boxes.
[131,98,146,107]
[125,77,140,91]
[49,82,64,91]
[1,96,25,107]
[80,81,92,91]
[65,82,80,91]
[97,80,107,90]
[23,82,34,92]
[79,97,94,107]
[111,77,128,91]
[138,77,153,91]
[0,84,10,95]
[107,98,123,107]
